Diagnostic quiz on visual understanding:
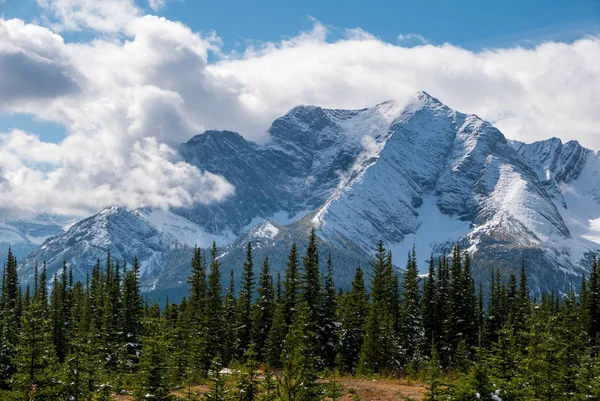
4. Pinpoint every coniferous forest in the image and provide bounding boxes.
[1,229,600,400]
